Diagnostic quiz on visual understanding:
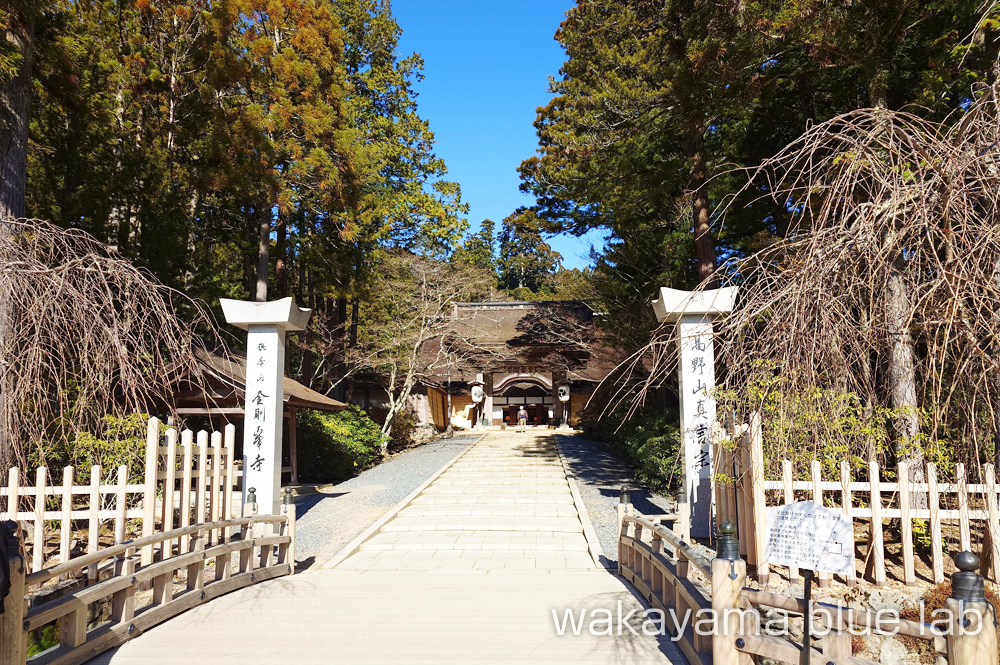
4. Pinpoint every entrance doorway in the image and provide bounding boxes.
[493,381,553,427]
